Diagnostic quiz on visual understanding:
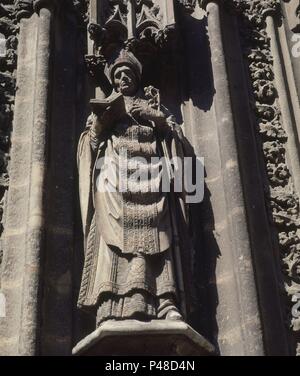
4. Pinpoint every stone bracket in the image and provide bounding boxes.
[72,320,216,356]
